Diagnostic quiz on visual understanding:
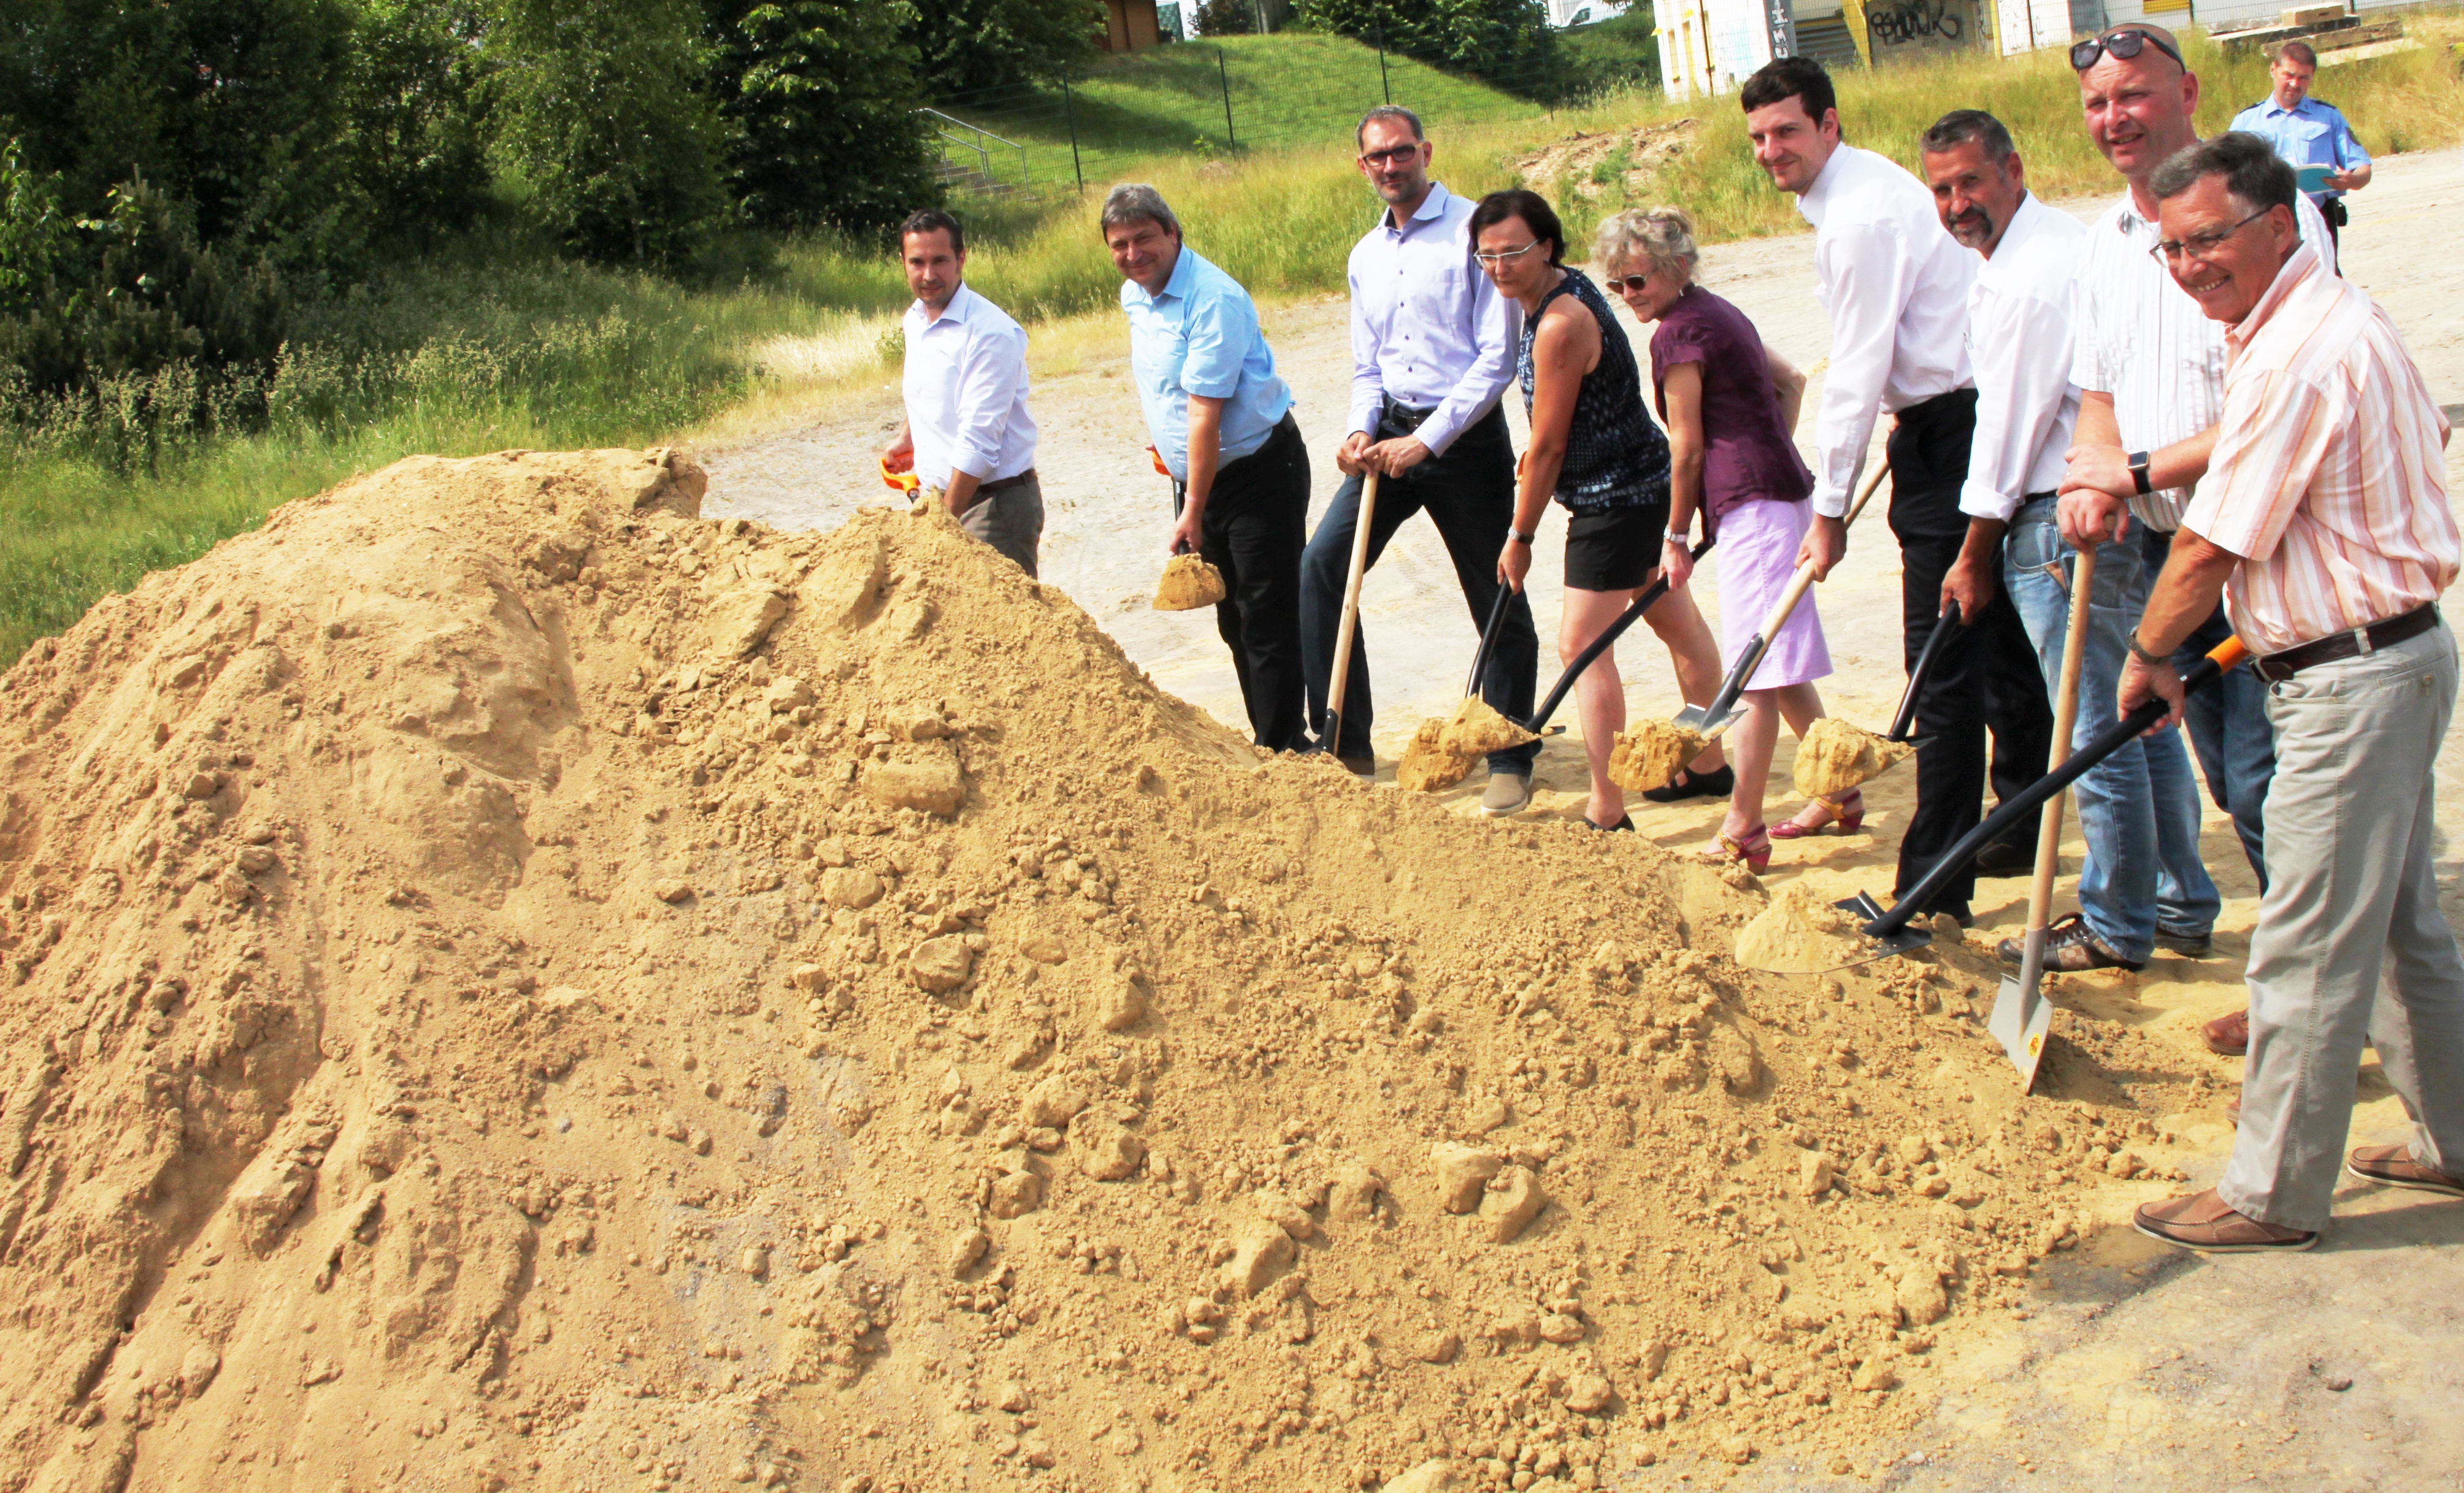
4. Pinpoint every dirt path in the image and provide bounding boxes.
[702,147,2464,1490]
